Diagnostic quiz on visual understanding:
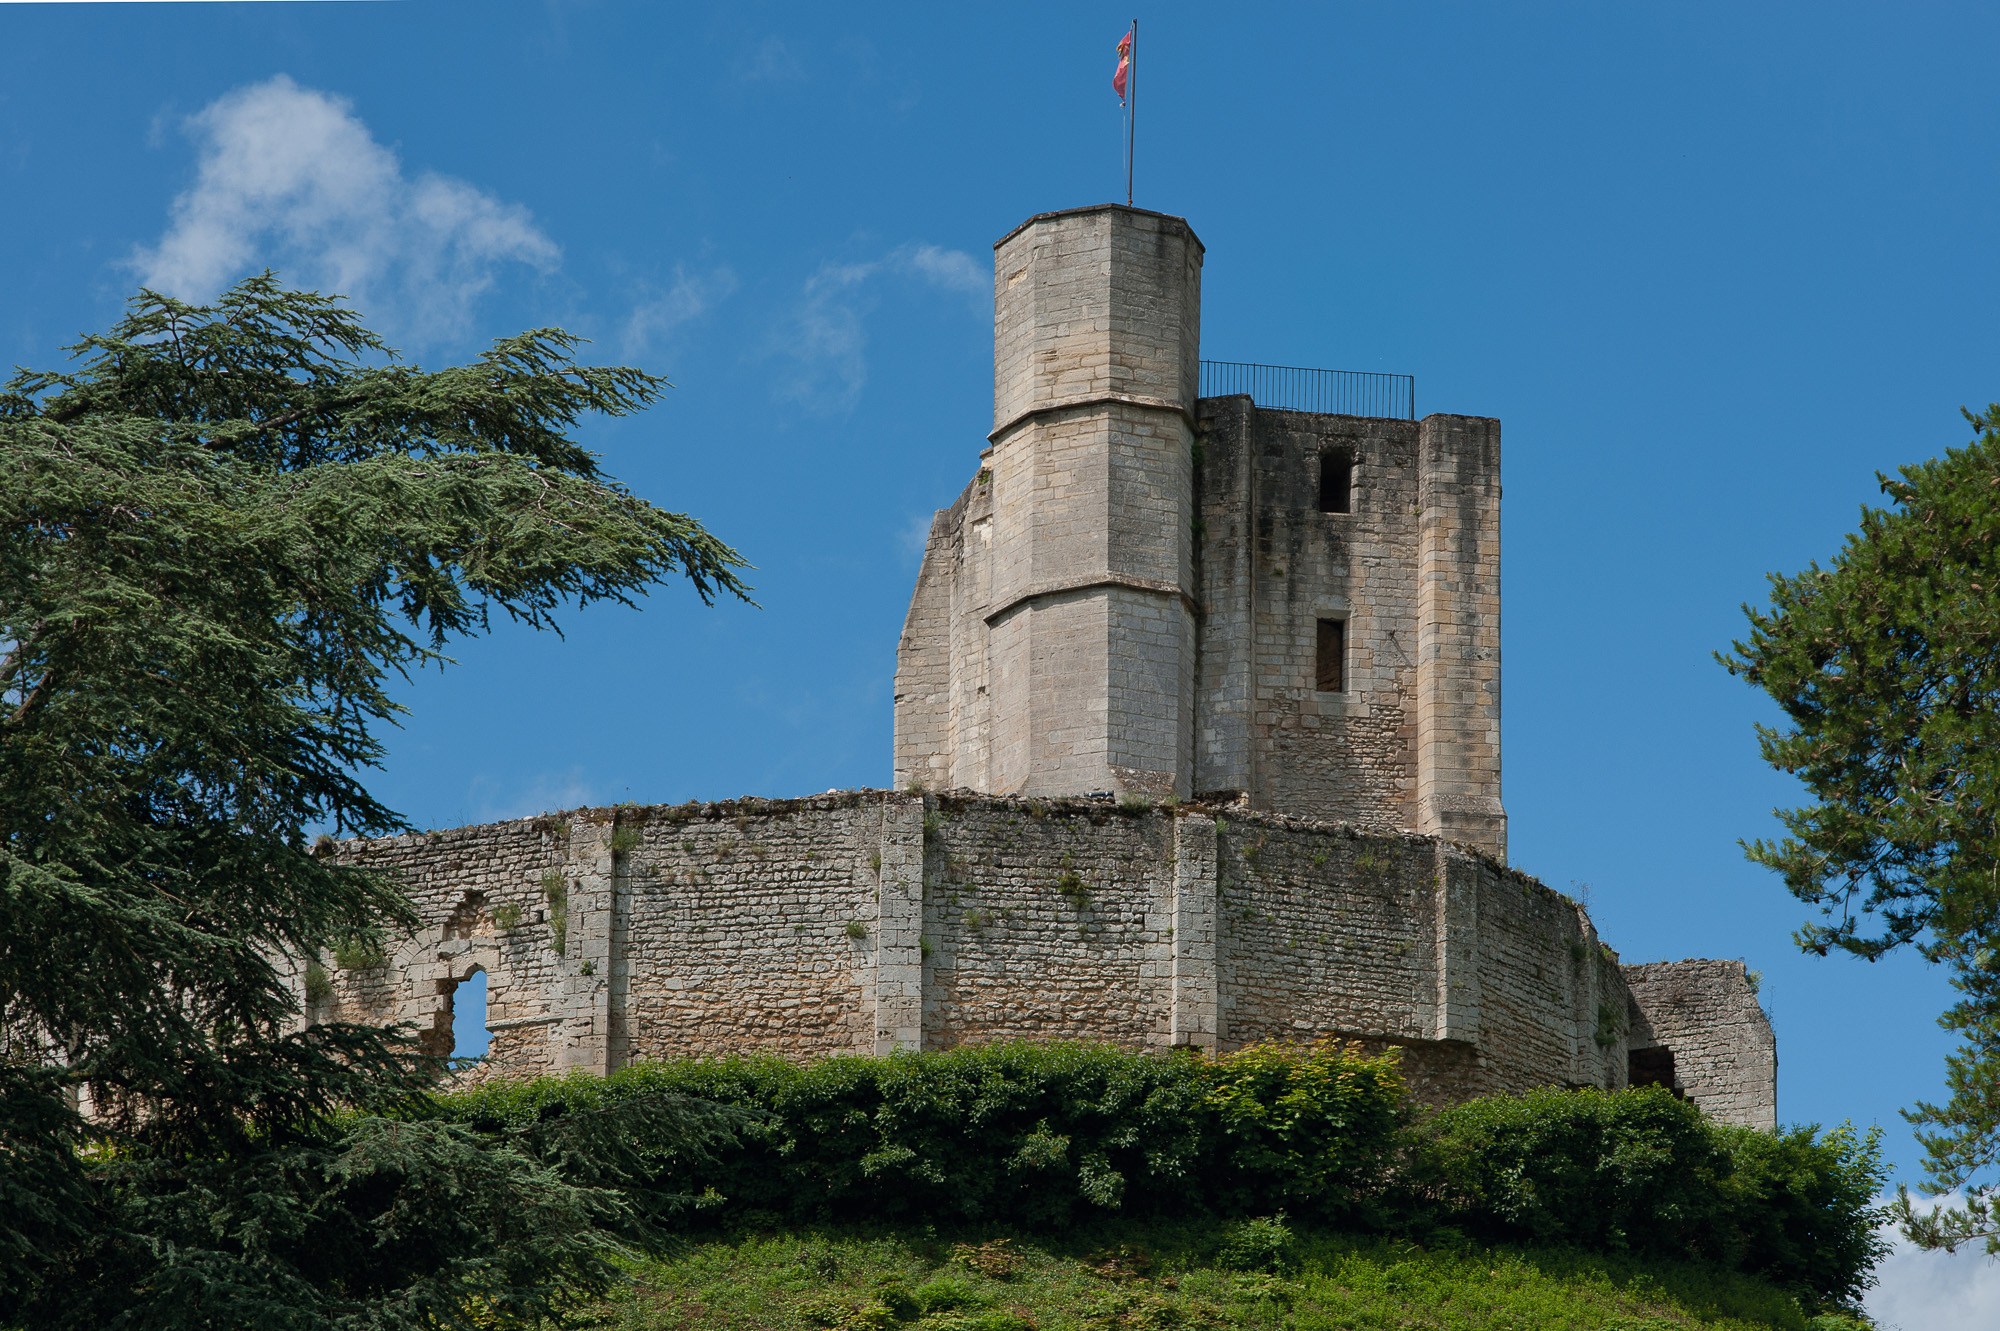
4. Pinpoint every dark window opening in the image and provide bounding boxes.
[1319,452,1353,513]
[1315,619,1346,693]
[1628,1045,1684,1098]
